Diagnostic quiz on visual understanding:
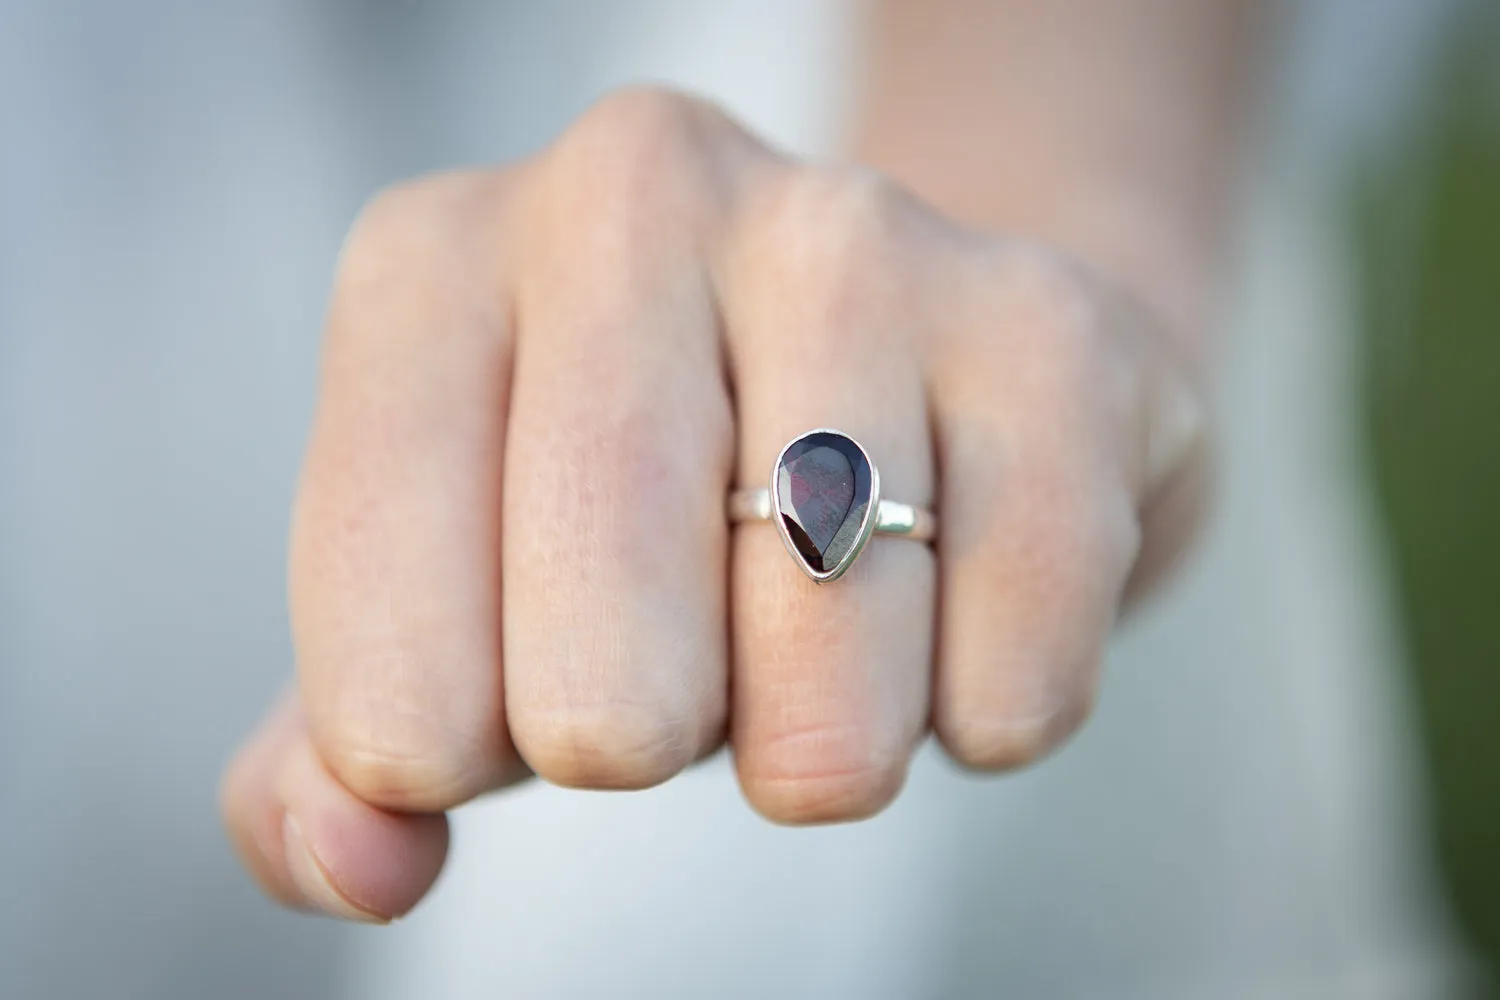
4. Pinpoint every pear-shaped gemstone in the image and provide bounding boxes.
[775,431,873,576]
